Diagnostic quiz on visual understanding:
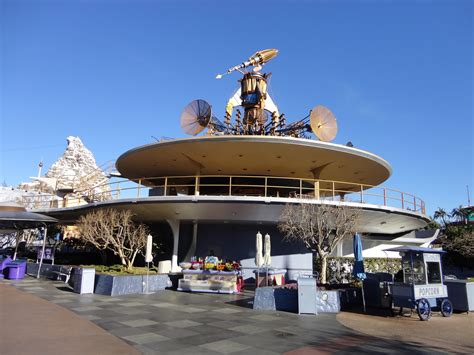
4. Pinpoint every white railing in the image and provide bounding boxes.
[23,175,426,215]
